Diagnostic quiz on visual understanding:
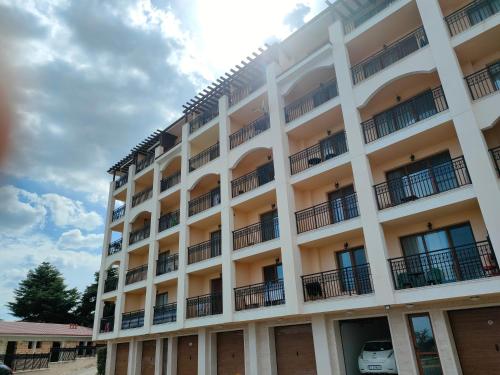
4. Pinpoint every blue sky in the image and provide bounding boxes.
[0,0,327,320]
